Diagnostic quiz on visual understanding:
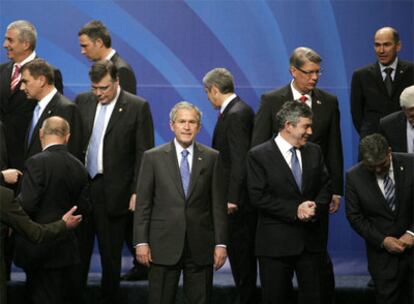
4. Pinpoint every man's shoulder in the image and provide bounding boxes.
[353,62,377,75]
[74,92,95,104]
[314,88,338,103]
[112,53,133,70]
[121,90,147,106]
[0,61,12,73]
[261,84,290,101]
[195,142,219,156]
[380,110,404,126]
[392,152,414,165]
